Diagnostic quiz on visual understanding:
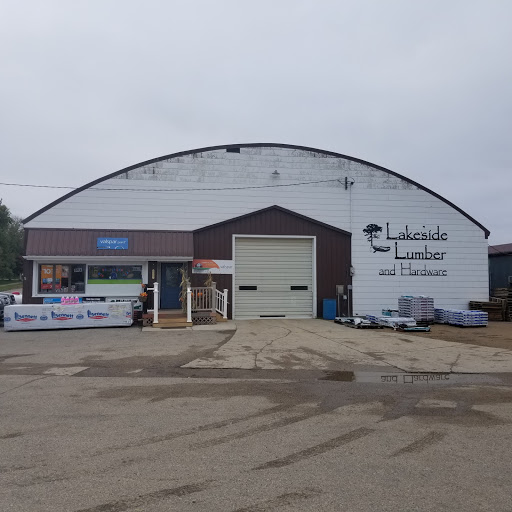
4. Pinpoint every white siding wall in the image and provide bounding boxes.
[26,147,489,314]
